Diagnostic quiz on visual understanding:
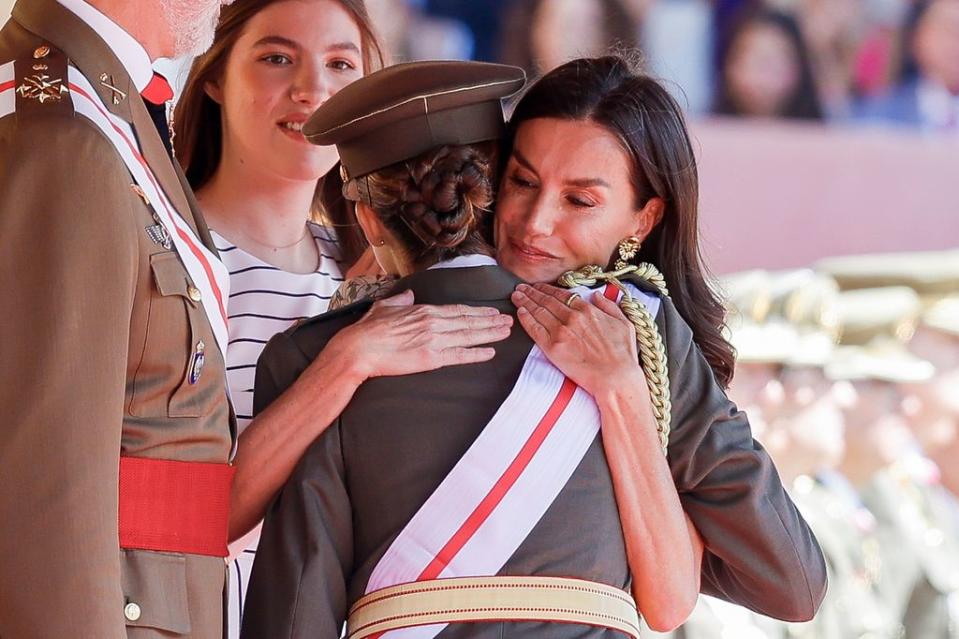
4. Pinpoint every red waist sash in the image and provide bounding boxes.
[118,456,235,557]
